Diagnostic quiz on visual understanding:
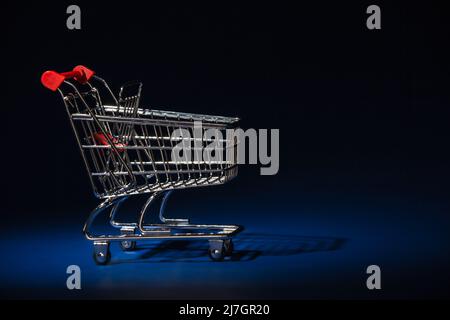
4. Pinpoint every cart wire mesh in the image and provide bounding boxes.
[62,76,239,199]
